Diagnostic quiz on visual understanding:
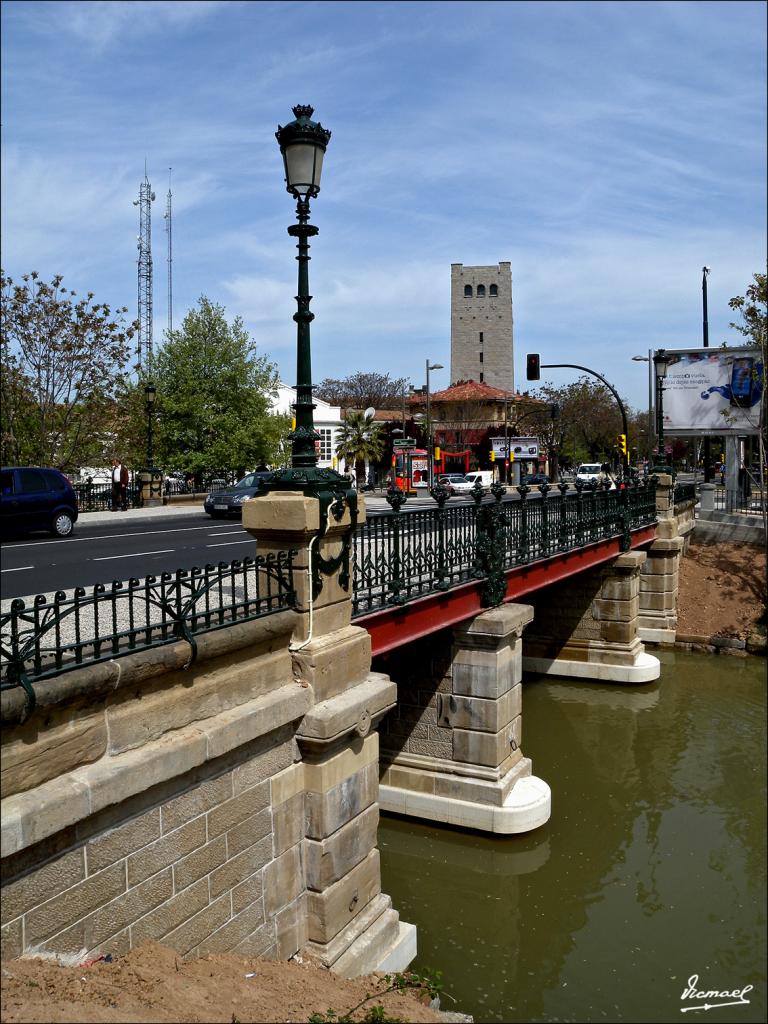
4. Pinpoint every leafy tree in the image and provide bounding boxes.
[335,410,384,486]
[528,378,635,468]
[149,297,287,477]
[0,270,136,468]
[315,372,410,411]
